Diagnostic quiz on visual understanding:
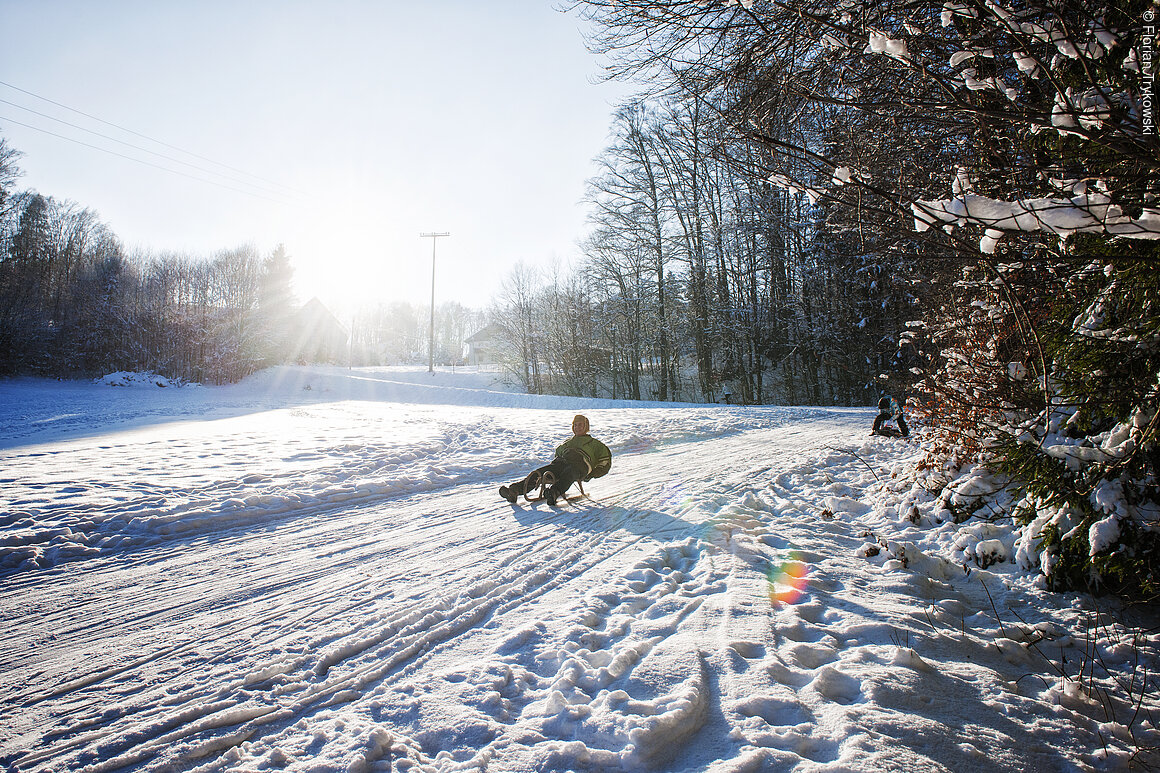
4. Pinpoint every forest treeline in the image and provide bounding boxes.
[489,0,1157,413]
[0,141,298,384]
[349,300,484,369]
[485,0,1160,598]
[0,139,482,383]
[490,100,920,405]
